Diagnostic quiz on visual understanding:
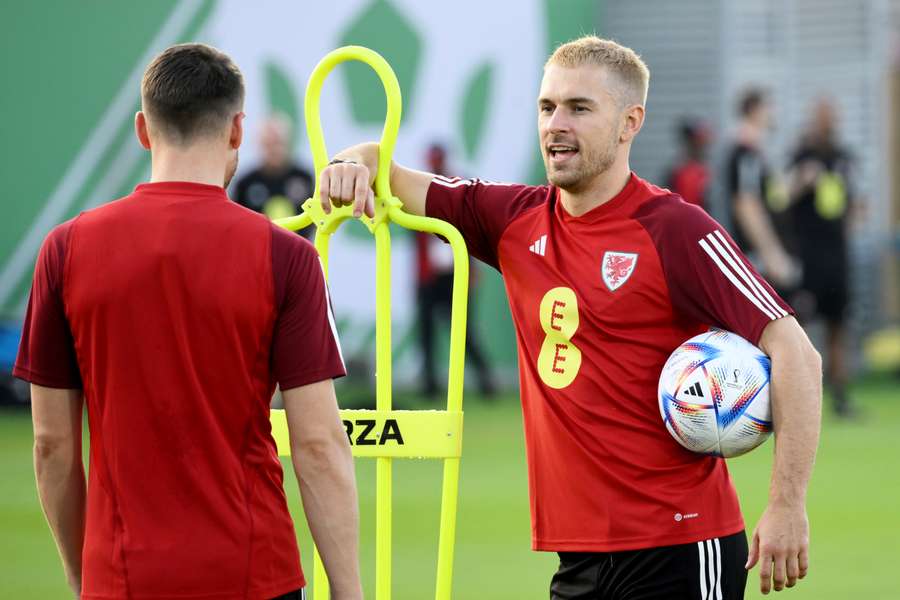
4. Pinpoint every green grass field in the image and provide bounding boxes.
[2,376,899,598]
